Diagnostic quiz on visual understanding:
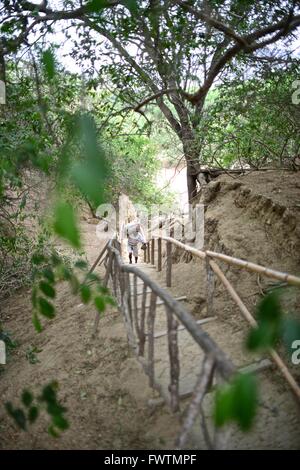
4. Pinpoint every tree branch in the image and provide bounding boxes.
[182,8,300,105]
[82,16,182,136]
[133,88,178,111]
[2,0,123,54]
[175,0,249,47]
